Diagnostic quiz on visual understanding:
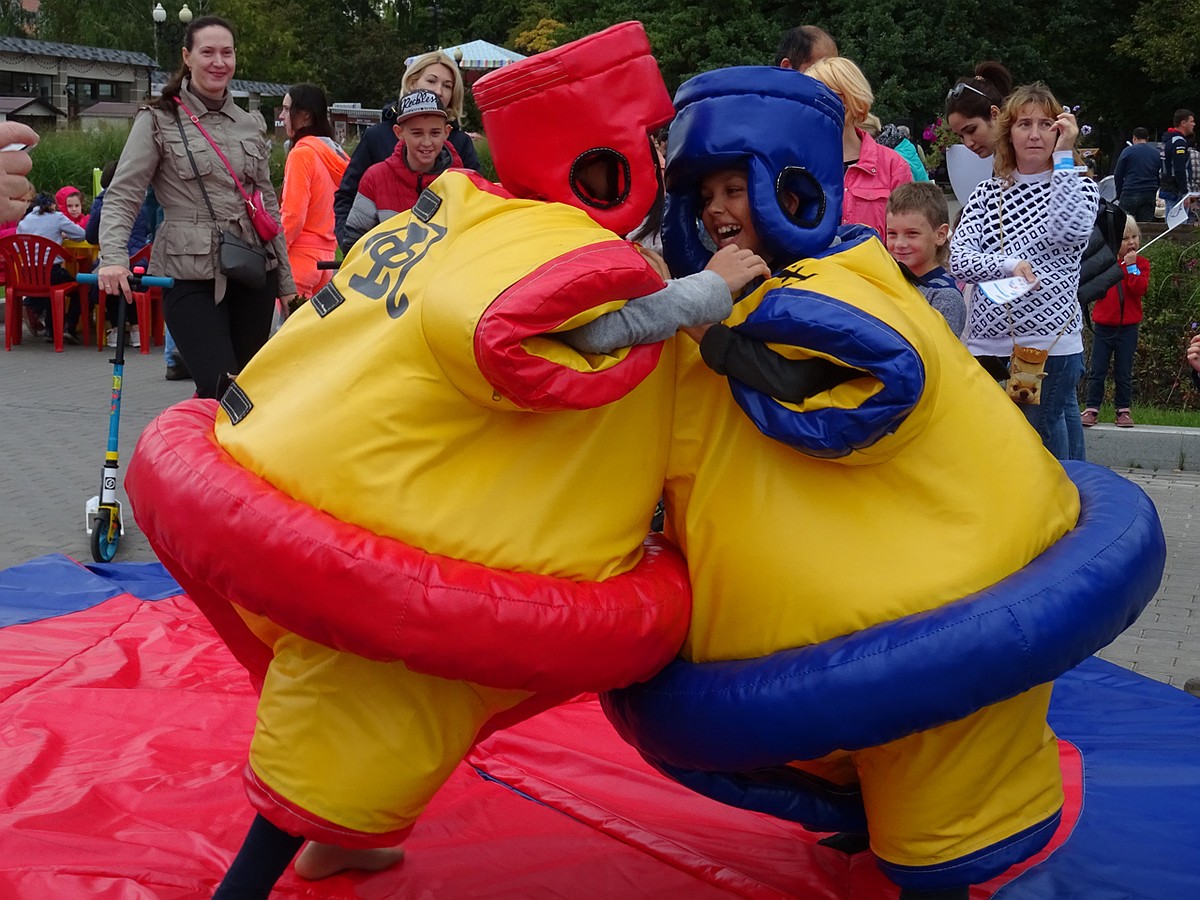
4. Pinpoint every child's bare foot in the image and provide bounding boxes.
[293,841,405,881]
